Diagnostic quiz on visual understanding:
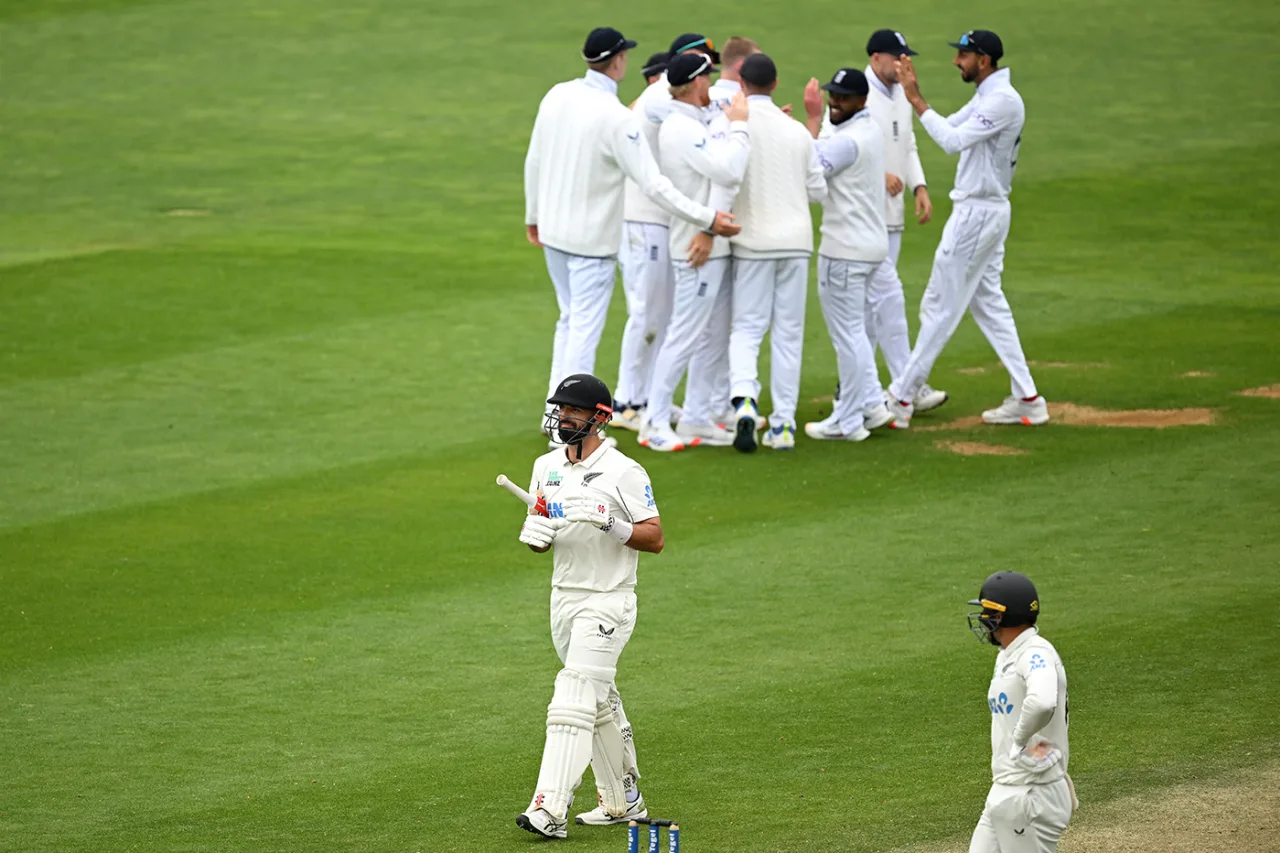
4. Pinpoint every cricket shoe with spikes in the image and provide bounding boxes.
[983,395,1050,425]
[676,420,734,447]
[517,804,568,839]
[639,422,690,452]
[886,397,914,429]
[575,792,648,826]
[762,423,797,450]
[609,405,644,433]
[732,398,763,453]
[804,419,870,442]
[913,383,949,413]
[863,403,896,431]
